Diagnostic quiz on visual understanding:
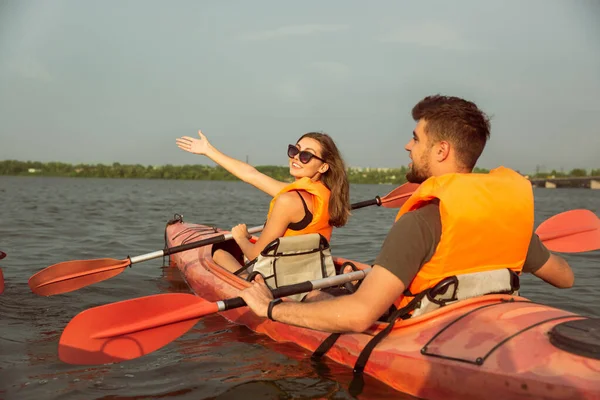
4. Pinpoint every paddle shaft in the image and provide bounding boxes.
[94,268,371,339]
[219,268,371,310]
[128,225,265,264]
[350,197,382,210]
